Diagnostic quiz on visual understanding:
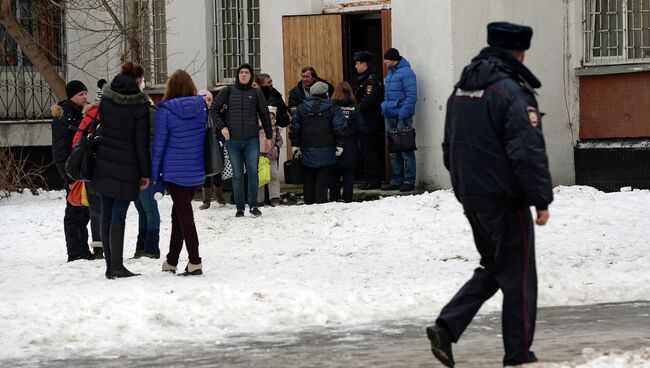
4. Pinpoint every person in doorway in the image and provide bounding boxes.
[198,89,227,210]
[289,81,348,204]
[152,70,207,276]
[330,81,359,203]
[381,48,418,192]
[92,62,151,279]
[287,66,335,114]
[427,22,553,367]
[209,63,273,217]
[51,80,93,262]
[352,51,384,190]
